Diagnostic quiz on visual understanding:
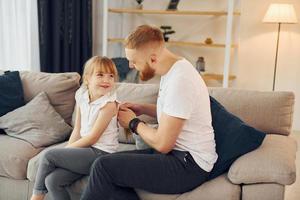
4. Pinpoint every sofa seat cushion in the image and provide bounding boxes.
[0,135,41,179]
[228,134,297,185]
[66,174,240,200]
[29,141,239,200]
[136,175,240,200]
